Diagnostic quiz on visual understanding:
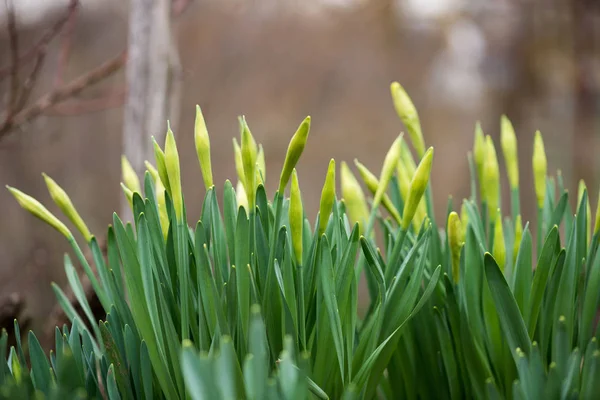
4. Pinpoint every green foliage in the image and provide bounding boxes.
[4,82,600,399]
